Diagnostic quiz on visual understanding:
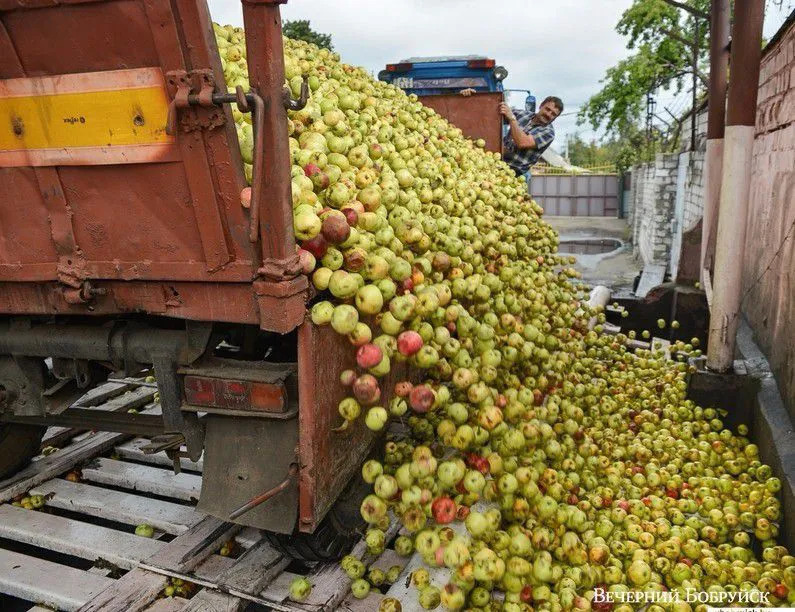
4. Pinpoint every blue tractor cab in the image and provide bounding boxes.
[378,56,535,112]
